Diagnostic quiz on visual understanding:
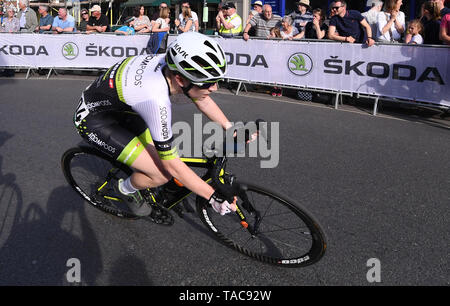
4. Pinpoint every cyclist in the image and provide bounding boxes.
[73,32,236,217]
